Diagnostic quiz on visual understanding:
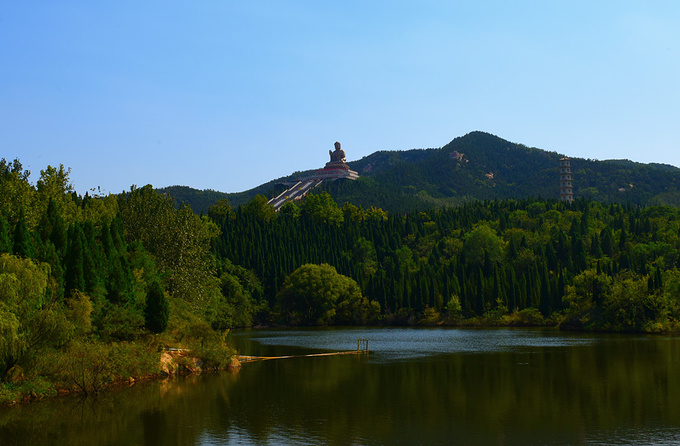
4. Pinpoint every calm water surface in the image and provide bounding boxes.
[3,327,680,445]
